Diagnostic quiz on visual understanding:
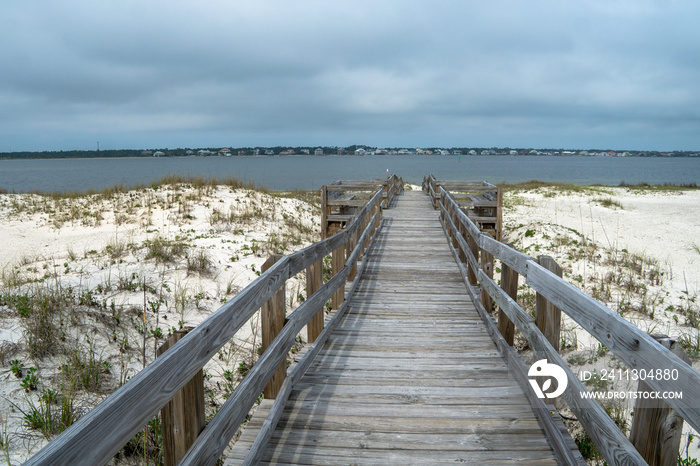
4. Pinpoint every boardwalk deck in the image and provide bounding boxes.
[227,190,559,464]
